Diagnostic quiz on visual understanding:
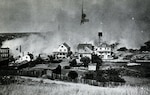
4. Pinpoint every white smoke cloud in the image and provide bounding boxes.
[2,32,63,57]
[0,0,150,50]
[1,31,96,57]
